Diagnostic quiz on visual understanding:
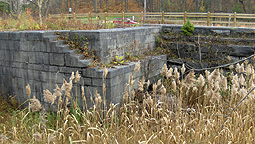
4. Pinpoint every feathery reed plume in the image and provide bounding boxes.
[57,93,62,105]
[81,86,86,110]
[61,79,72,97]
[153,83,157,95]
[131,90,135,99]
[192,86,198,93]
[232,74,240,89]
[205,70,210,80]
[138,81,144,92]
[184,70,195,86]
[69,72,75,82]
[26,83,31,99]
[166,67,173,79]
[209,68,220,81]
[198,74,205,88]
[239,74,245,86]
[161,64,168,76]
[123,91,128,102]
[65,97,69,109]
[161,85,166,97]
[43,89,56,105]
[229,65,234,70]
[172,80,176,92]
[30,96,42,112]
[94,90,101,105]
[227,56,231,61]
[75,70,81,83]
[103,67,108,78]
[54,84,62,97]
[221,76,228,91]
[157,79,162,87]
[246,64,252,76]
[146,80,150,89]
[129,74,135,86]
[240,63,245,73]
[236,63,241,73]
[103,83,106,93]
[181,64,186,75]
[231,85,238,96]
[134,60,140,73]
[174,67,179,79]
